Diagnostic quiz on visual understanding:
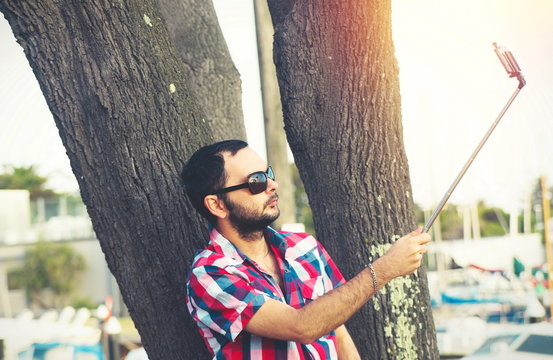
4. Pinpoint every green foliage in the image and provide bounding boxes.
[0,165,57,199]
[480,220,506,237]
[7,268,24,290]
[70,296,97,310]
[416,204,463,240]
[17,241,86,308]
[416,201,514,239]
[438,205,464,240]
[478,203,509,237]
[290,164,315,235]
